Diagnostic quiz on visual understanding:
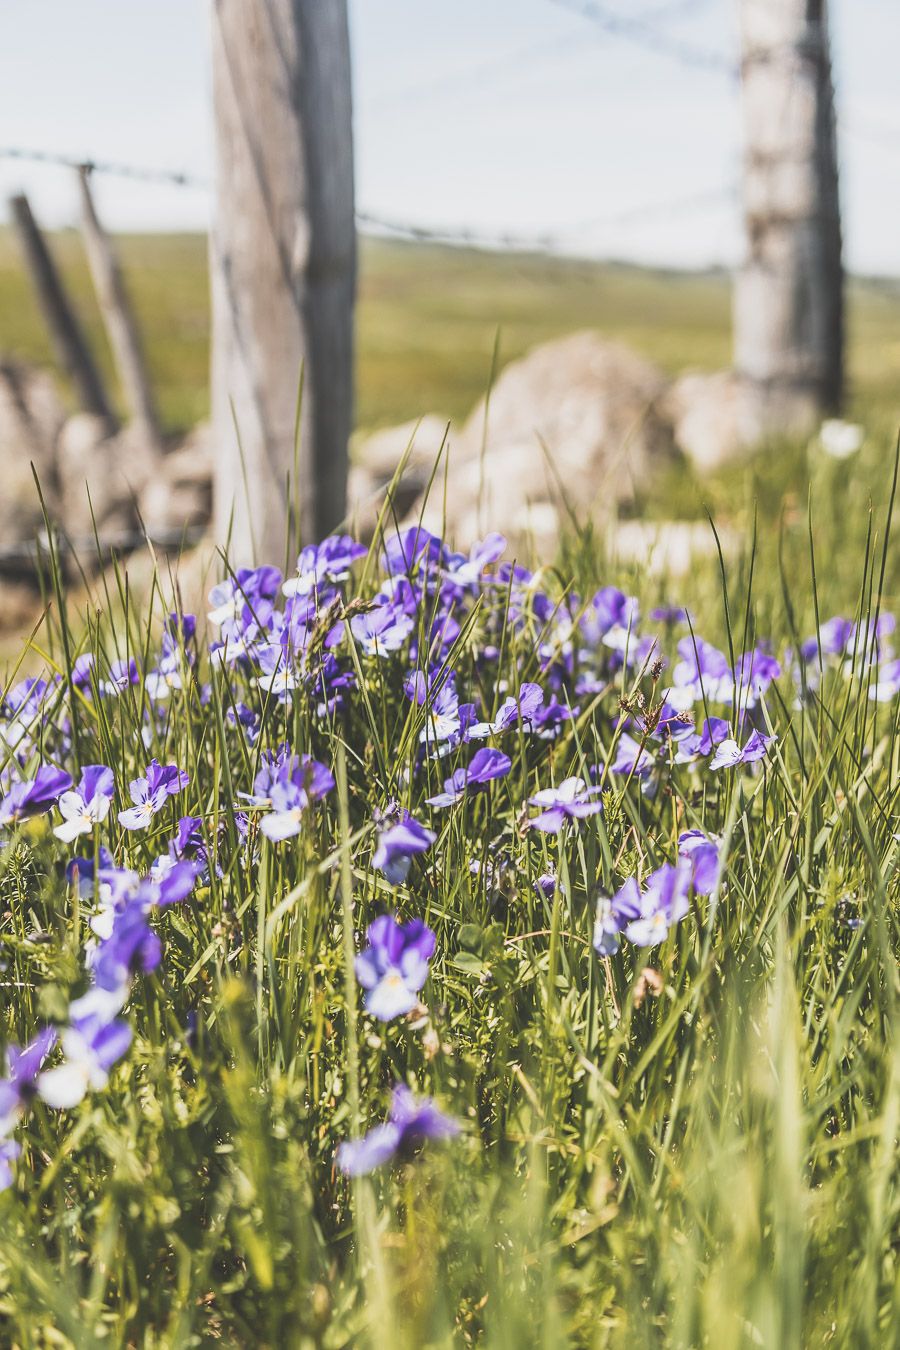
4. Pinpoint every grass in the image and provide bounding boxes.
[0,229,897,438]
[0,434,897,1345]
